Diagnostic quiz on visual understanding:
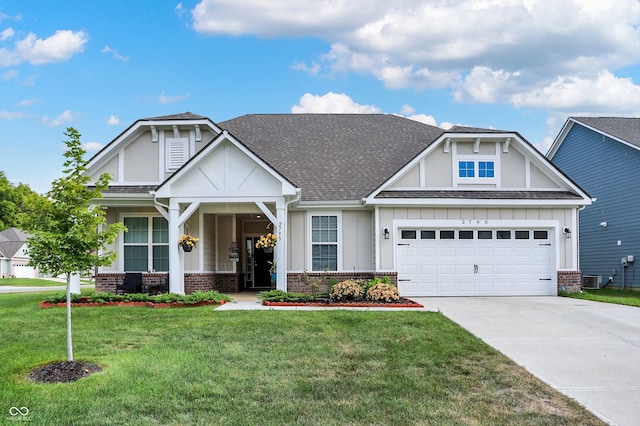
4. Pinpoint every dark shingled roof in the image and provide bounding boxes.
[142,112,207,121]
[0,227,30,258]
[376,190,583,200]
[572,117,640,148]
[219,114,445,201]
